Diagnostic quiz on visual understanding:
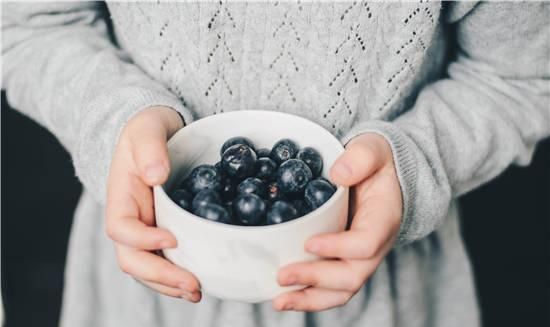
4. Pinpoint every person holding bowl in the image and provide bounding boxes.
[2,2,549,327]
